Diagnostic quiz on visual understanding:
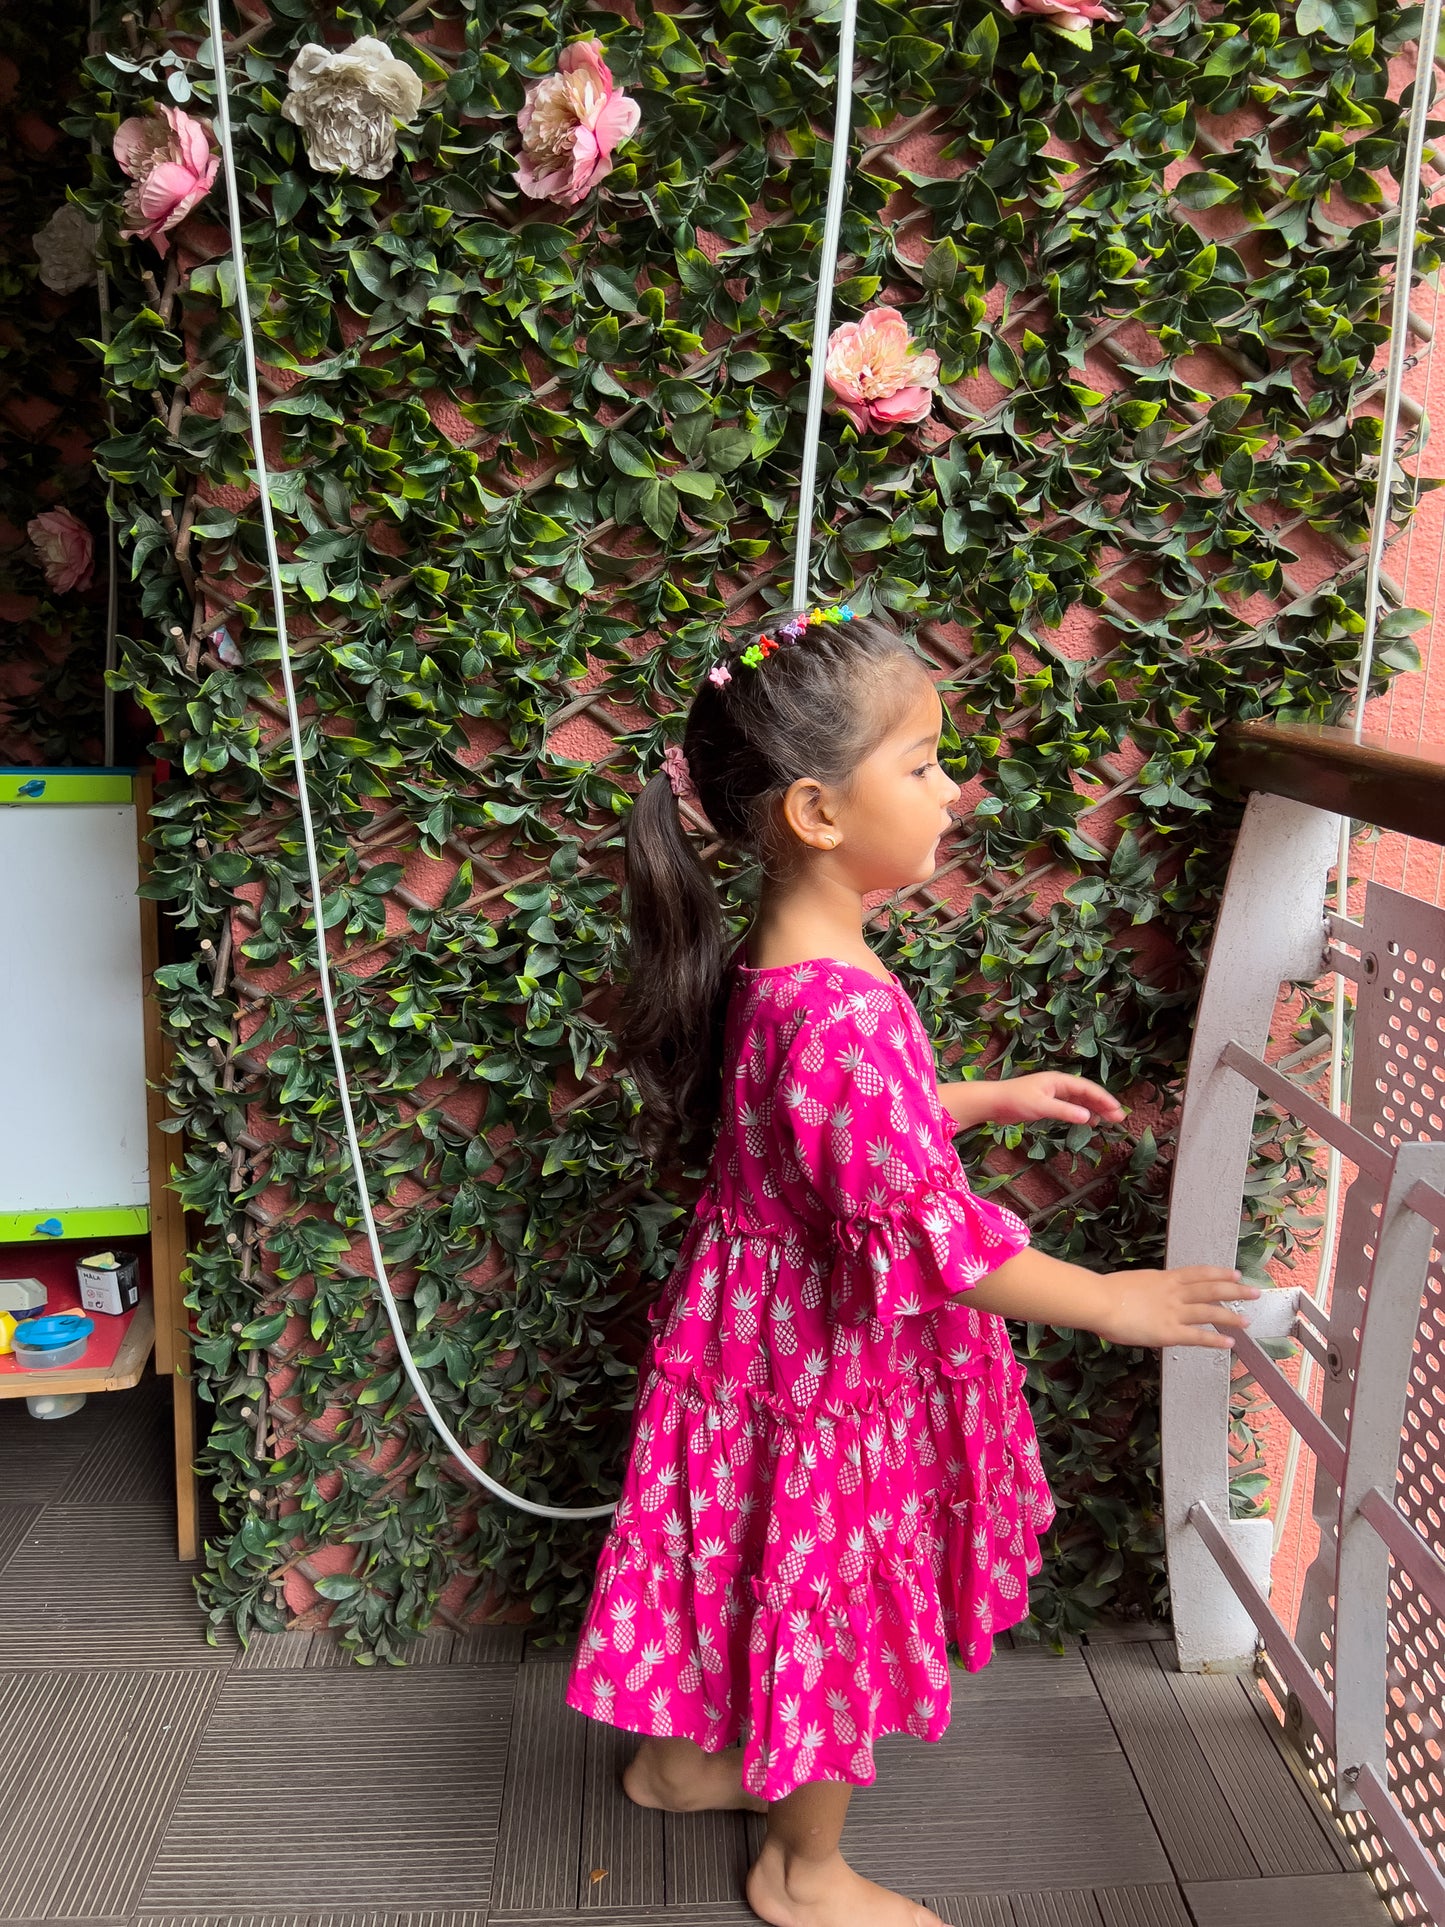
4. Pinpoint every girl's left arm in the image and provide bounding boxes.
[937,1071,1127,1132]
